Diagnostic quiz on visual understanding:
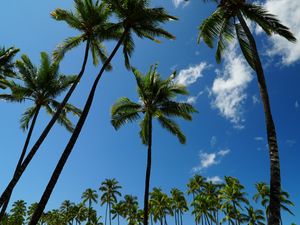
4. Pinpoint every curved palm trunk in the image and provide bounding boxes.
[143,116,153,225]
[28,32,127,225]
[0,105,41,221]
[0,40,91,211]
[237,13,281,225]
